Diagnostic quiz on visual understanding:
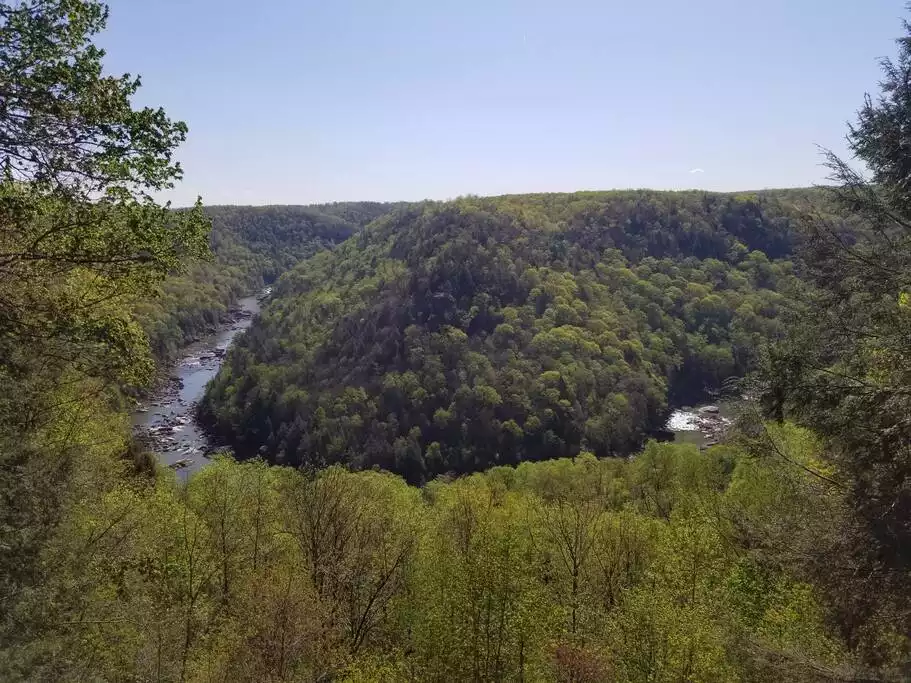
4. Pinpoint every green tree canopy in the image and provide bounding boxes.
[0,0,207,647]
[0,0,209,385]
